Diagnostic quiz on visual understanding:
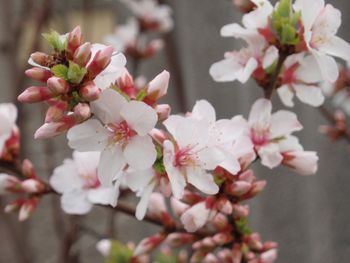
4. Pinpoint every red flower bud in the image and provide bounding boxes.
[25,68,52,82]
[47,77,70,94]
[67,26,83,56]
[79,81,101,101]
[18,86,57,103]
[87,46,113,79]
[74,42,92,66]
